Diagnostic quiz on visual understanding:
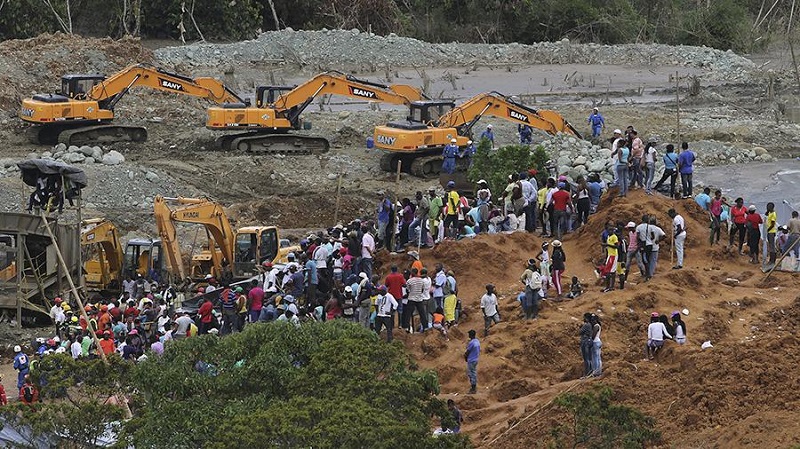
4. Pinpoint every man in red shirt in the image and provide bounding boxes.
[384,265,406,300]
[198,297,214,334]
[729,197,748,254]
[745,204,763,264]
[99,330,116,355]
[549,182,573,240]
[247,279,264,324]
